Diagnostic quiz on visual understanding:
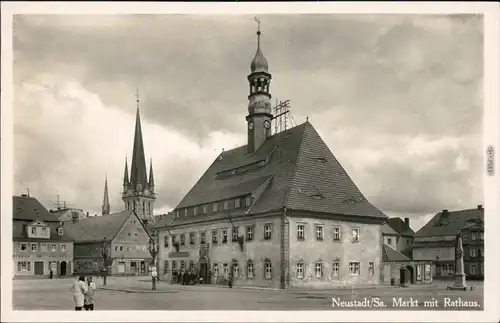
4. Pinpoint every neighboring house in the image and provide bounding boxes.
[155,28,388,290]
[64,210,152,276]
[385,217,415,256]
[413,205,484,280]
[49,207,89,222]
[13,194,74,277]
[380,222,432,286]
